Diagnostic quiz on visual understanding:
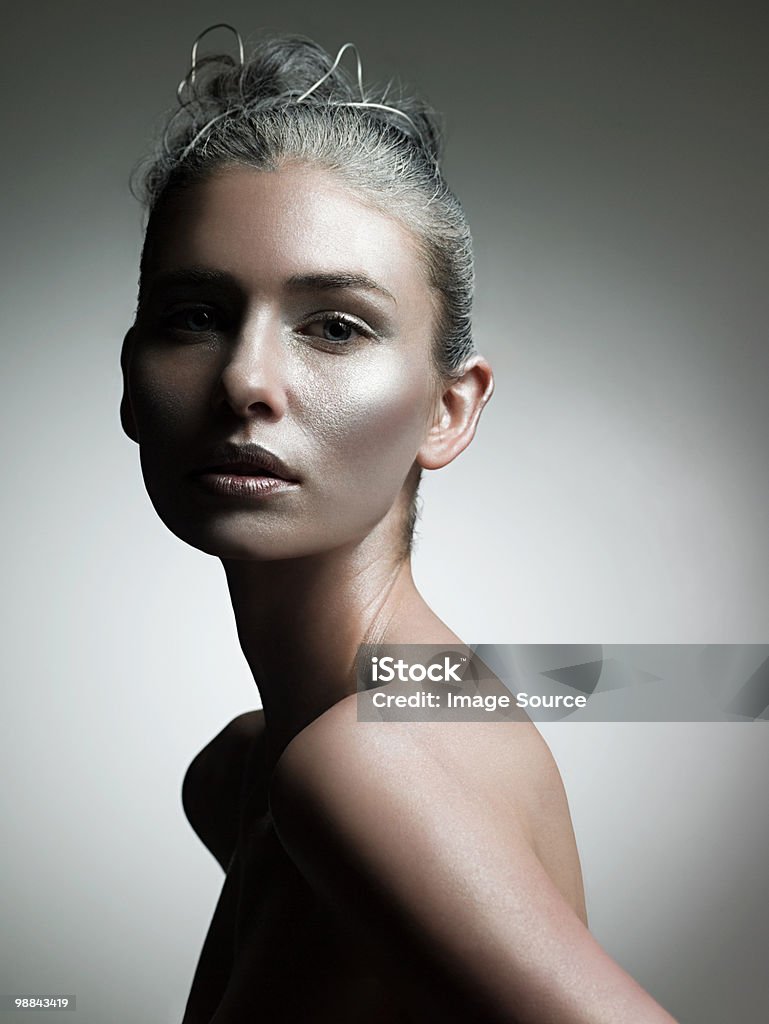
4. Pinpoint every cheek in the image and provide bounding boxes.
[296,355,431,492]
[129,351,208,445]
